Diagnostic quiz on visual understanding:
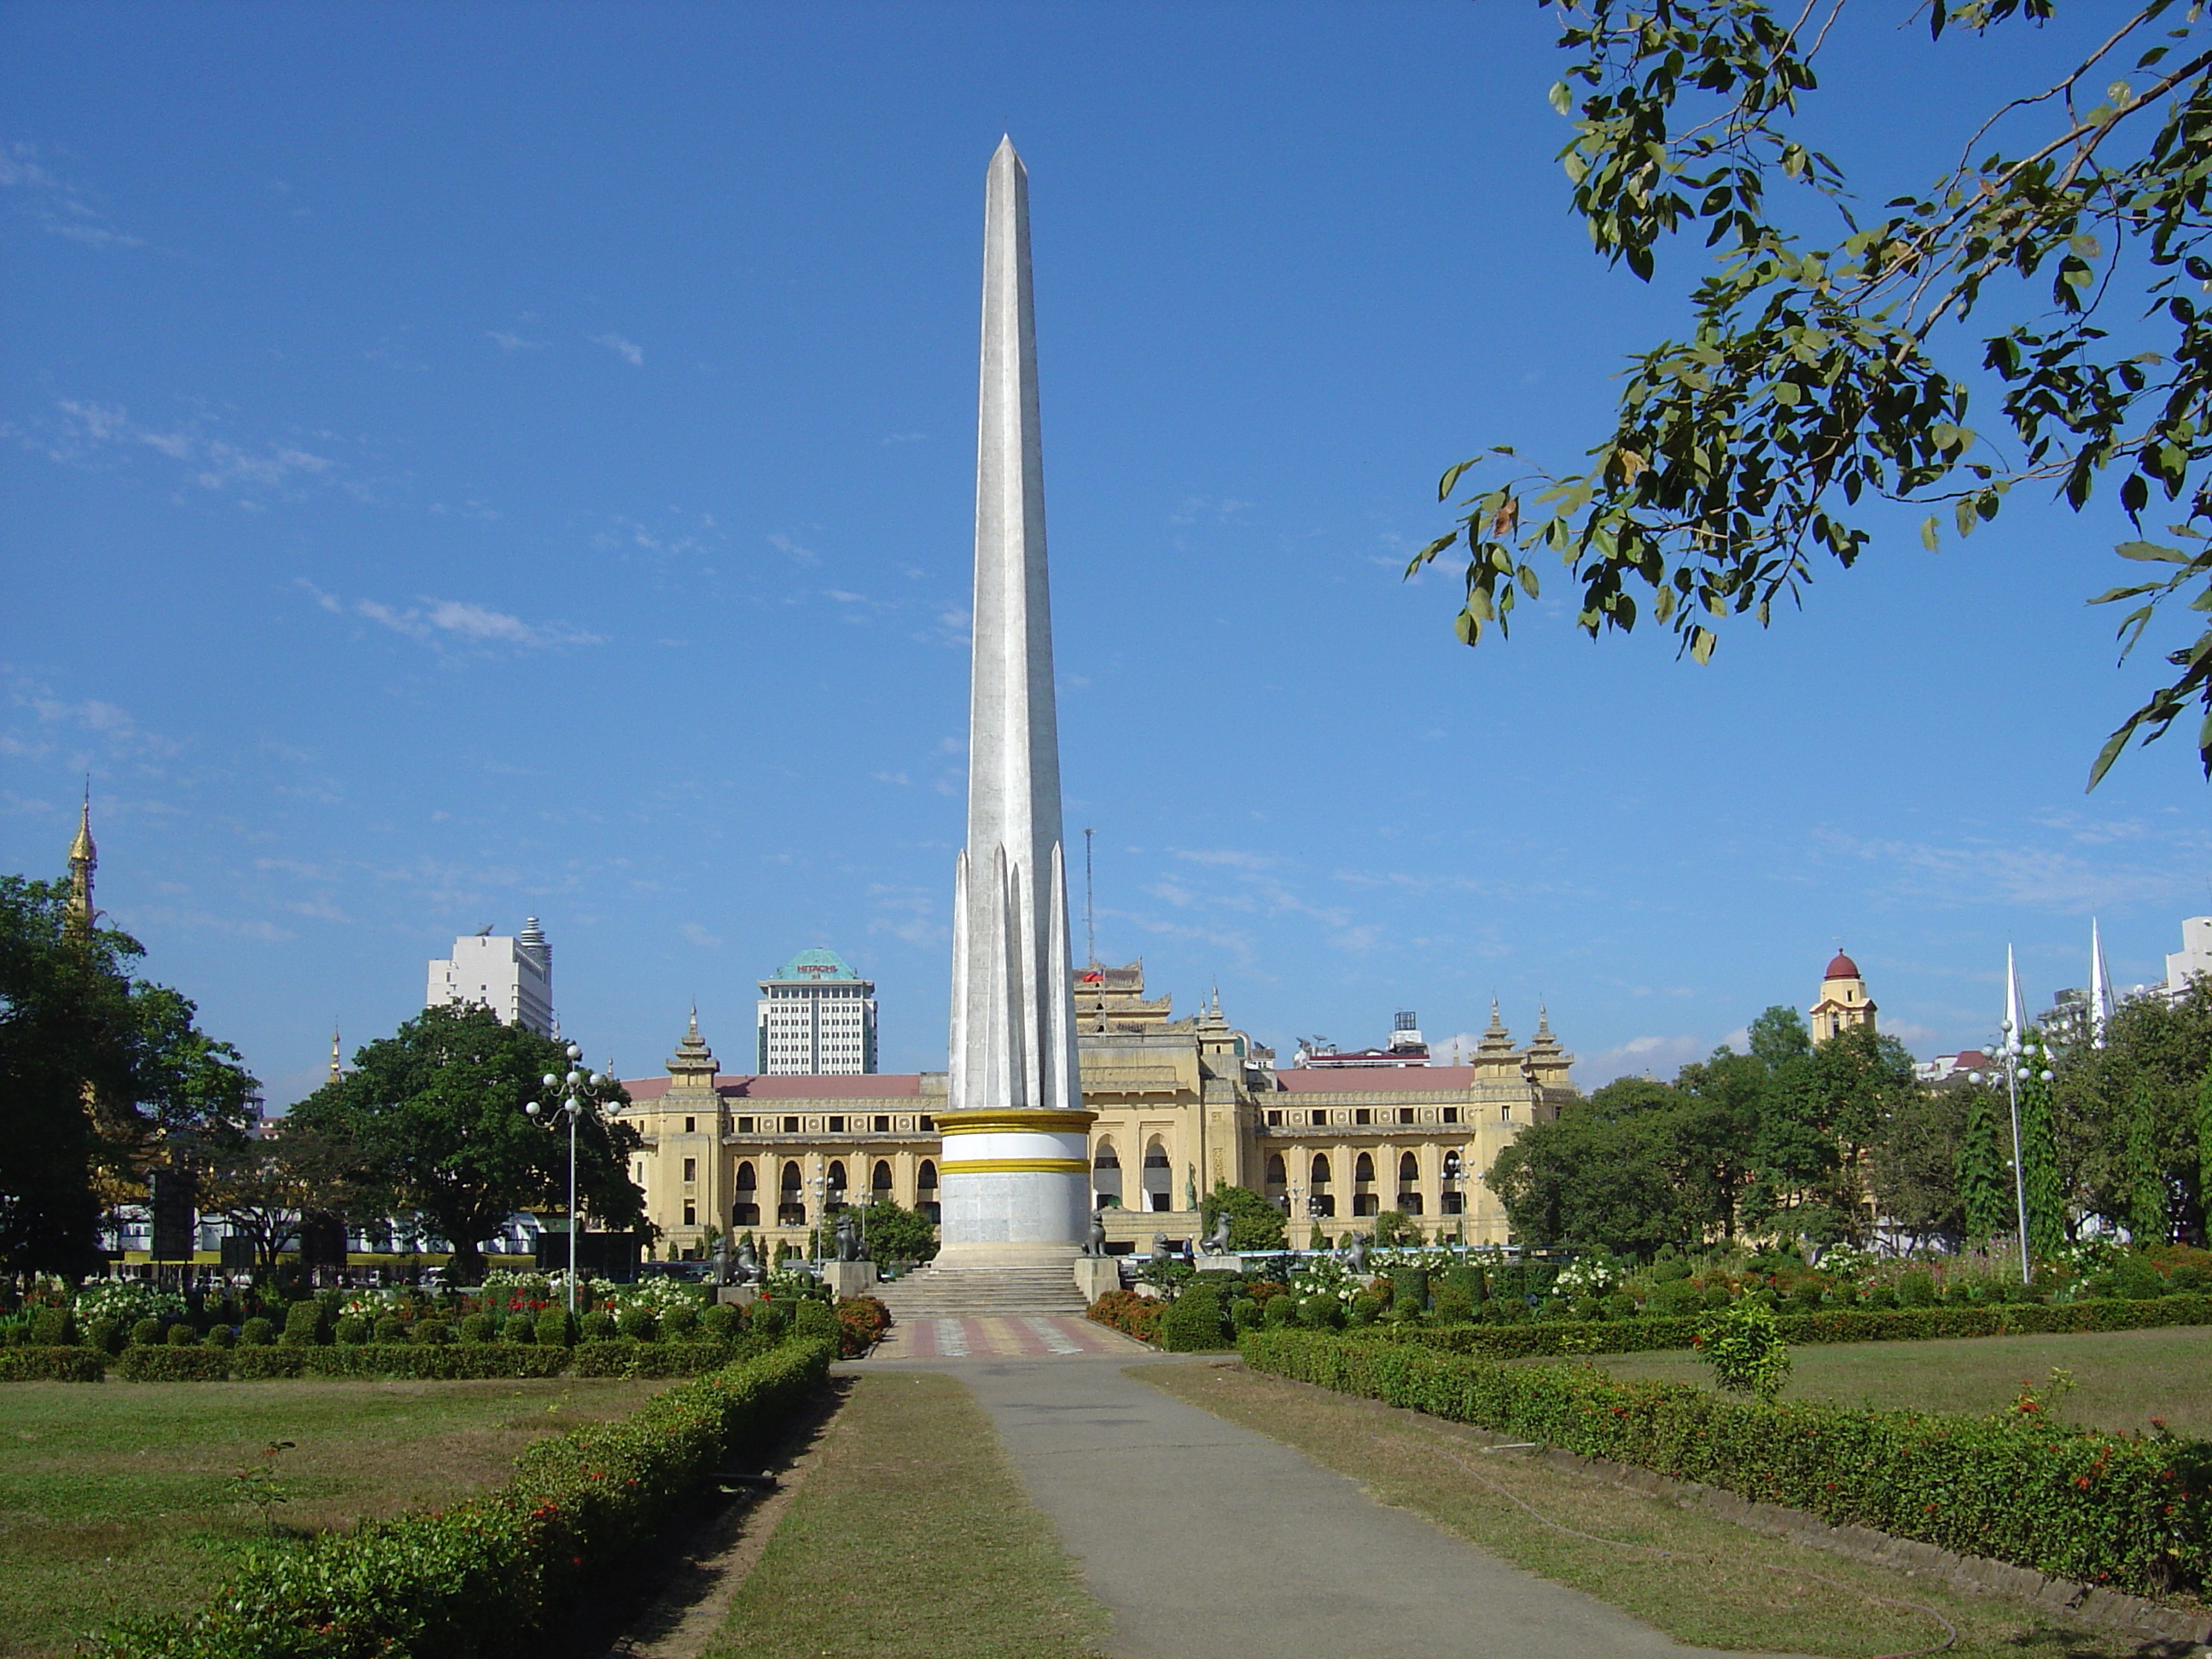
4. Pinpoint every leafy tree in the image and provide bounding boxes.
[1369,1209,1418,1247]
[1201,1179,1289,1251]
[198,1125,362,1272]
[1671,1047,1773,1238]
[1747,1004,1811,1073]
[2054,978,2211,1239]
[2123,1078,2171,1242]
[1744,1024,1917,1244]
[1412,2,2212,785]
[1488,1078,1709,1255]
[286,1004,642,1283]
[855,1196,938,1266]
[0,875,258,1276]
[1867,1081,1966,1251]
